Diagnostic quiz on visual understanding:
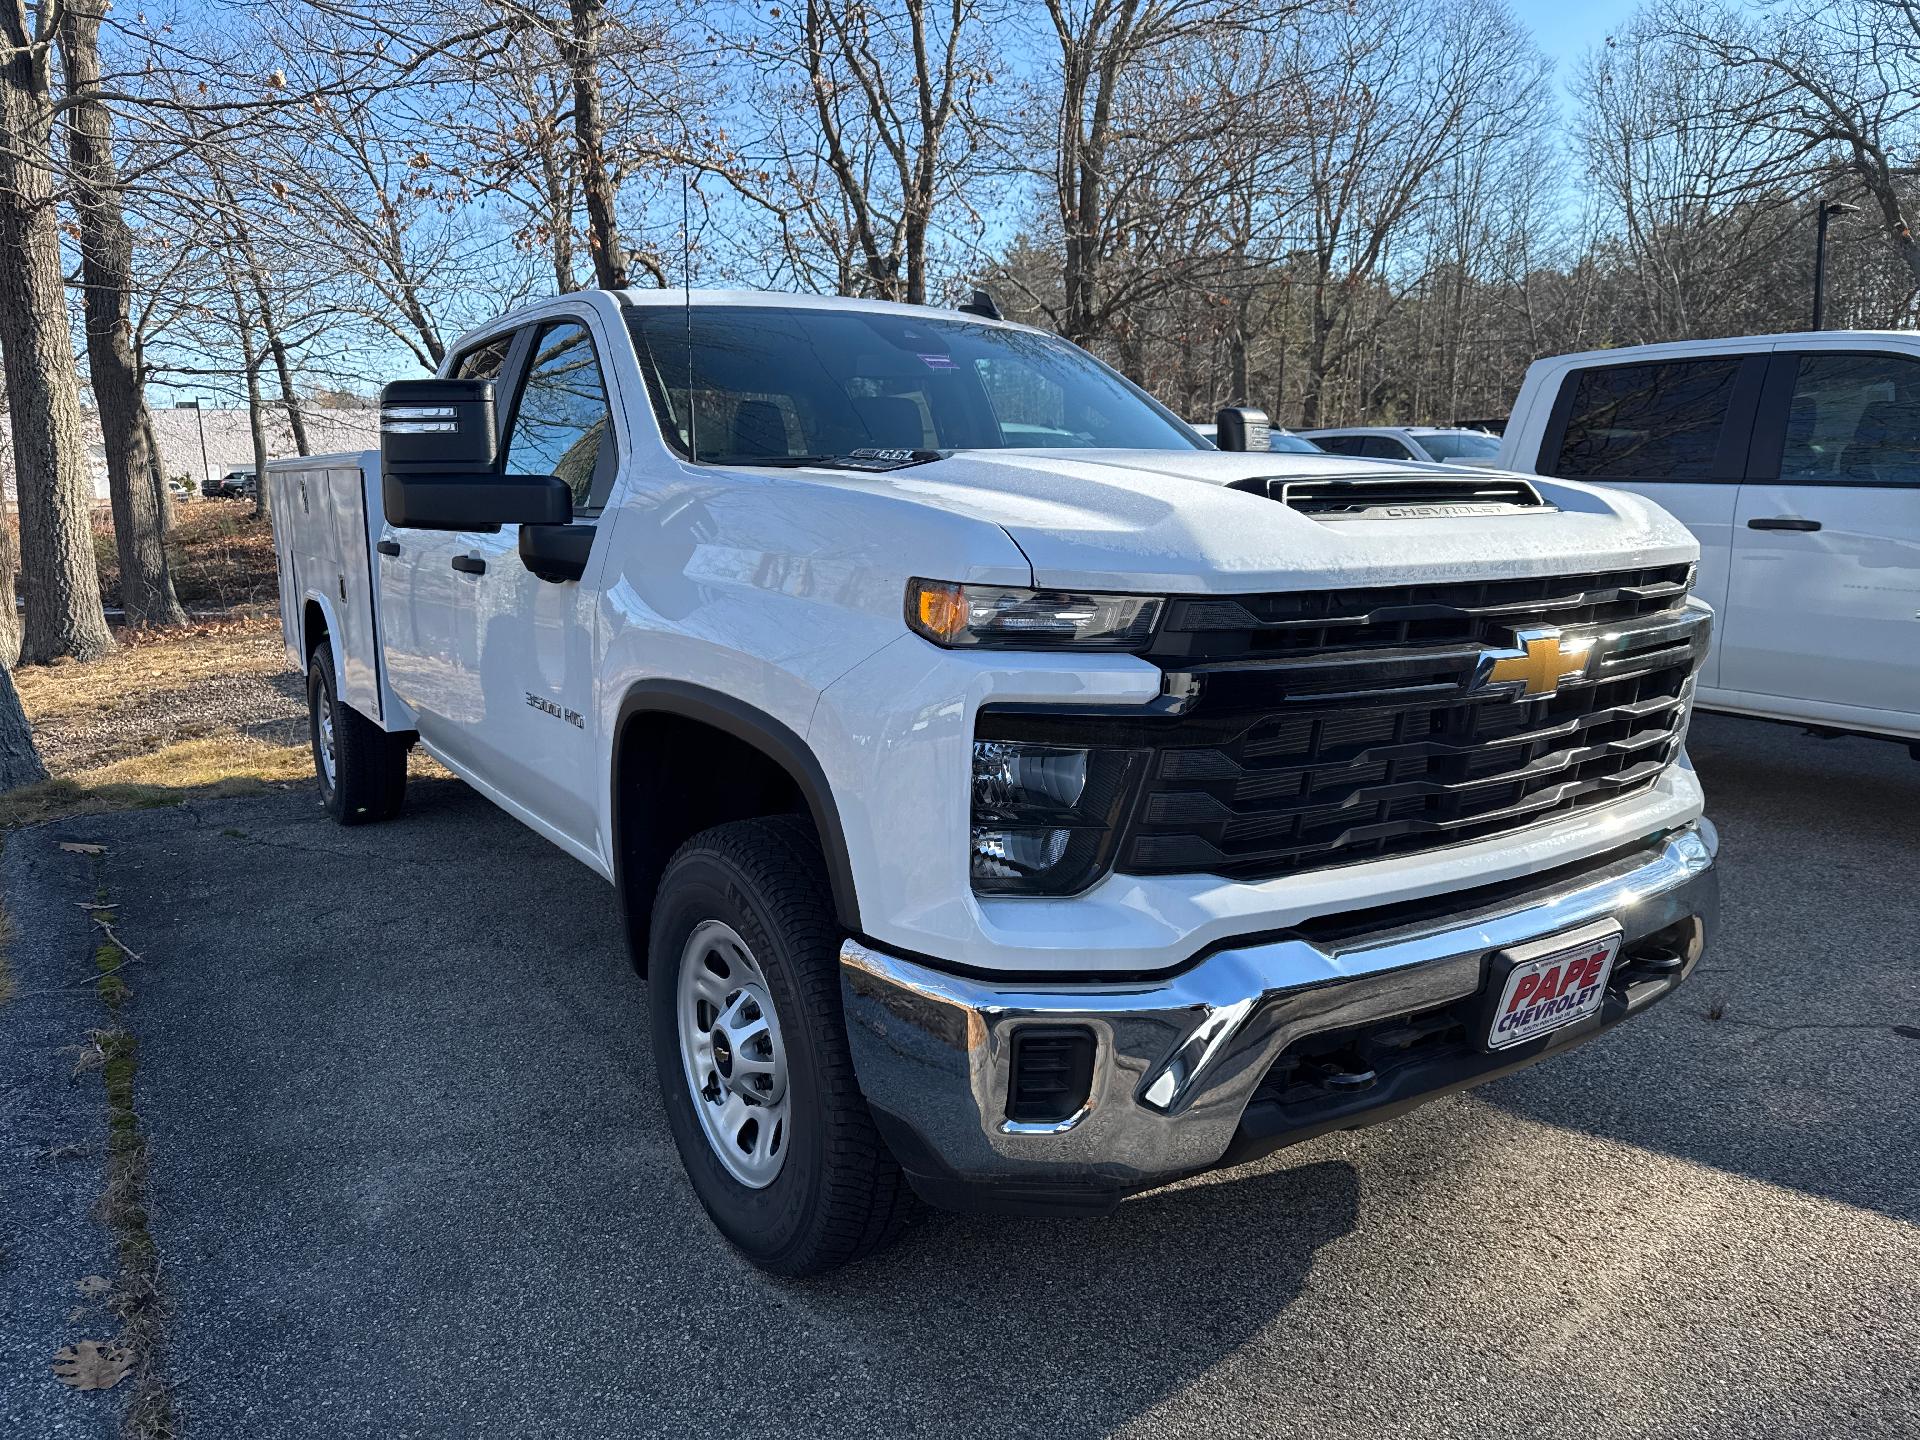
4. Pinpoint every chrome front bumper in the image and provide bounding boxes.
[840,822,1719,1215]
